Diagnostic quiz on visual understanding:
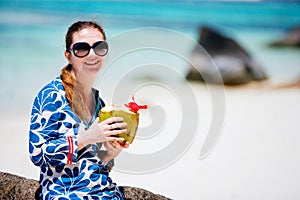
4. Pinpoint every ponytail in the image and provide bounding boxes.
[60,64,85,121]
[61,64,74,107]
